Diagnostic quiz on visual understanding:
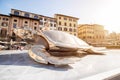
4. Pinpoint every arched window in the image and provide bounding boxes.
[34,27,37,30]
[54,24,56,27]
[0,29,7,37]
[69,28,72,32]
[64,22,67,26]
[74,29,76,32]
[74,24,76,27]
[69,23,72,27]
[59,21,61,25]
[40,21,43,25]
[64,28,67,31]
[58,27,62,31]
[1,22,8,27]
[50,23,53,27]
